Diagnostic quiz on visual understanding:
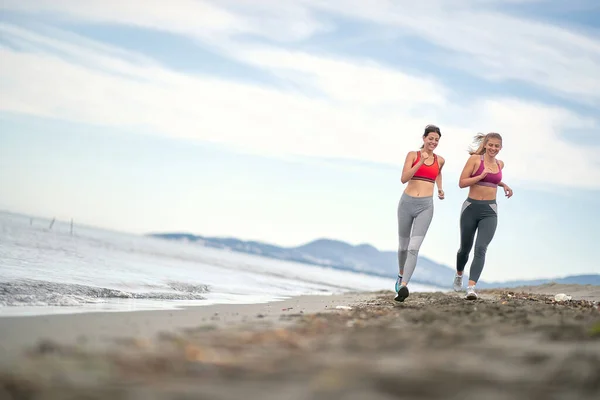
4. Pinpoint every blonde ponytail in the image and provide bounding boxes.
[468,132,502,155]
